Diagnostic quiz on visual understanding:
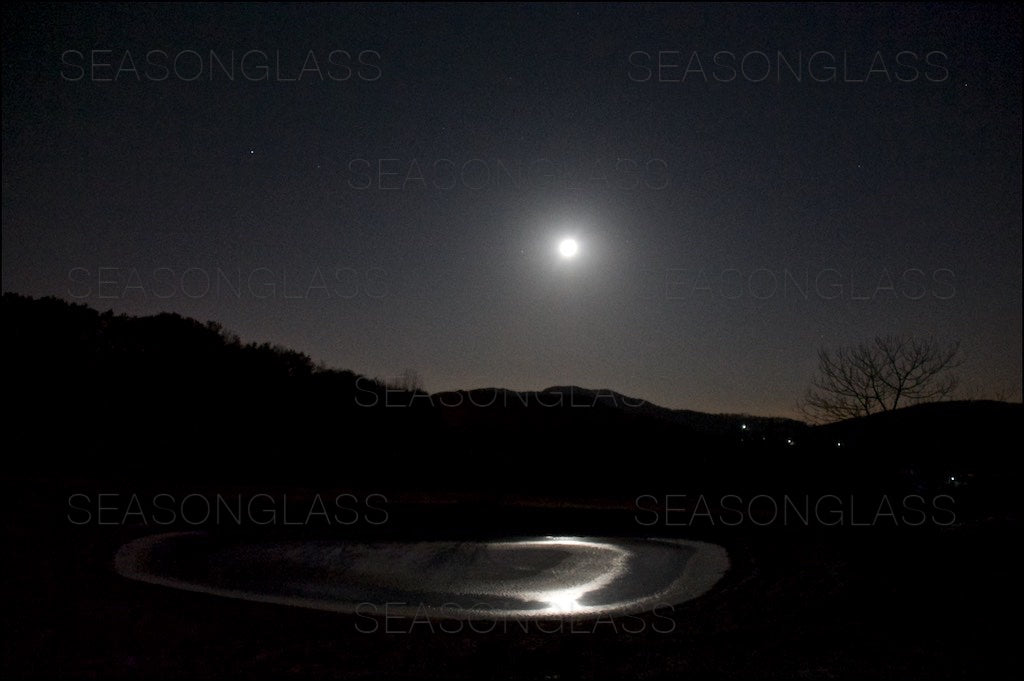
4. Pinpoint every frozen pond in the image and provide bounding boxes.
[115,533,729,619]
